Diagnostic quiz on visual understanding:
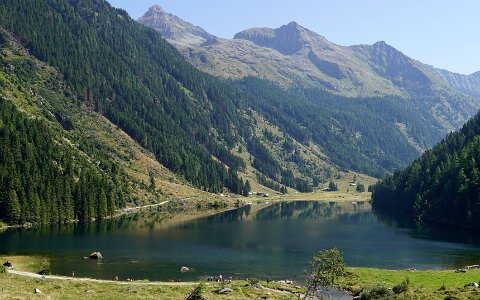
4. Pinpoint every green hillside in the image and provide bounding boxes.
[372,111,480,230]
